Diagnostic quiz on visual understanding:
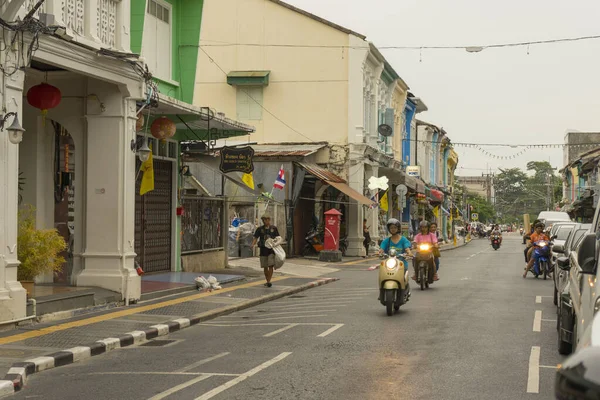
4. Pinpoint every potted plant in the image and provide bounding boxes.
[17,205,66,296]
